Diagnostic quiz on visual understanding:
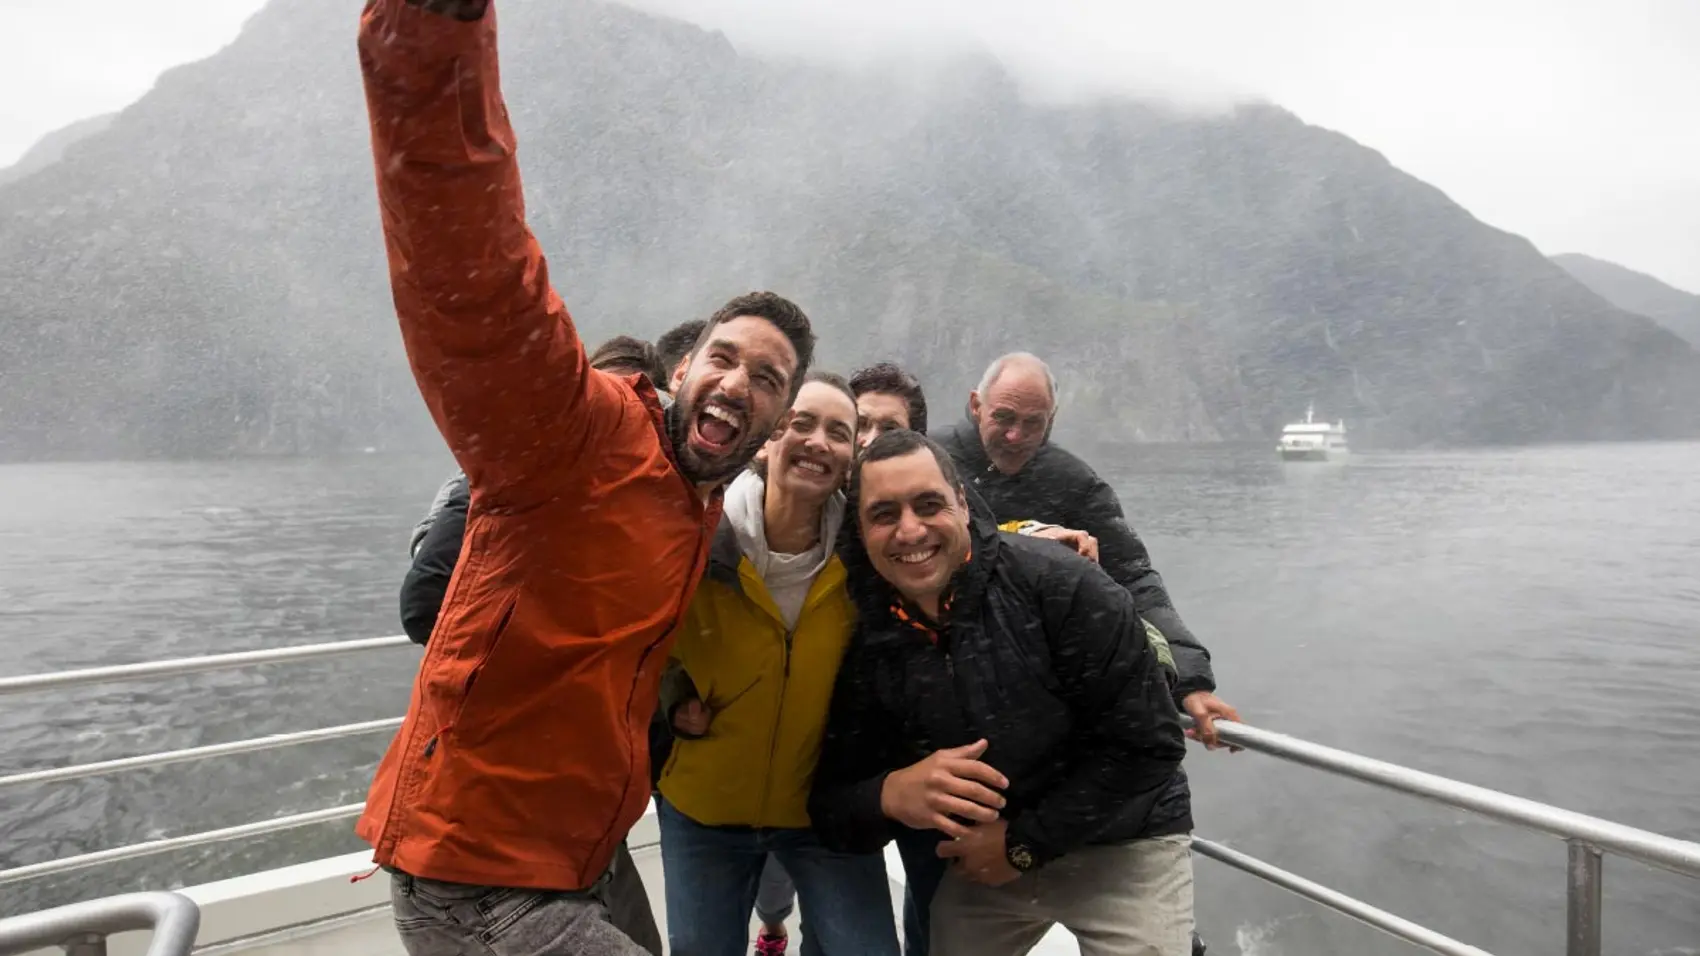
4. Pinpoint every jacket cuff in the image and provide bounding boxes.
[404,0,489,24]
[1173,675,1216,702]
[854,772,893,834]
[369,0,489,62]
[817,772,896,855]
